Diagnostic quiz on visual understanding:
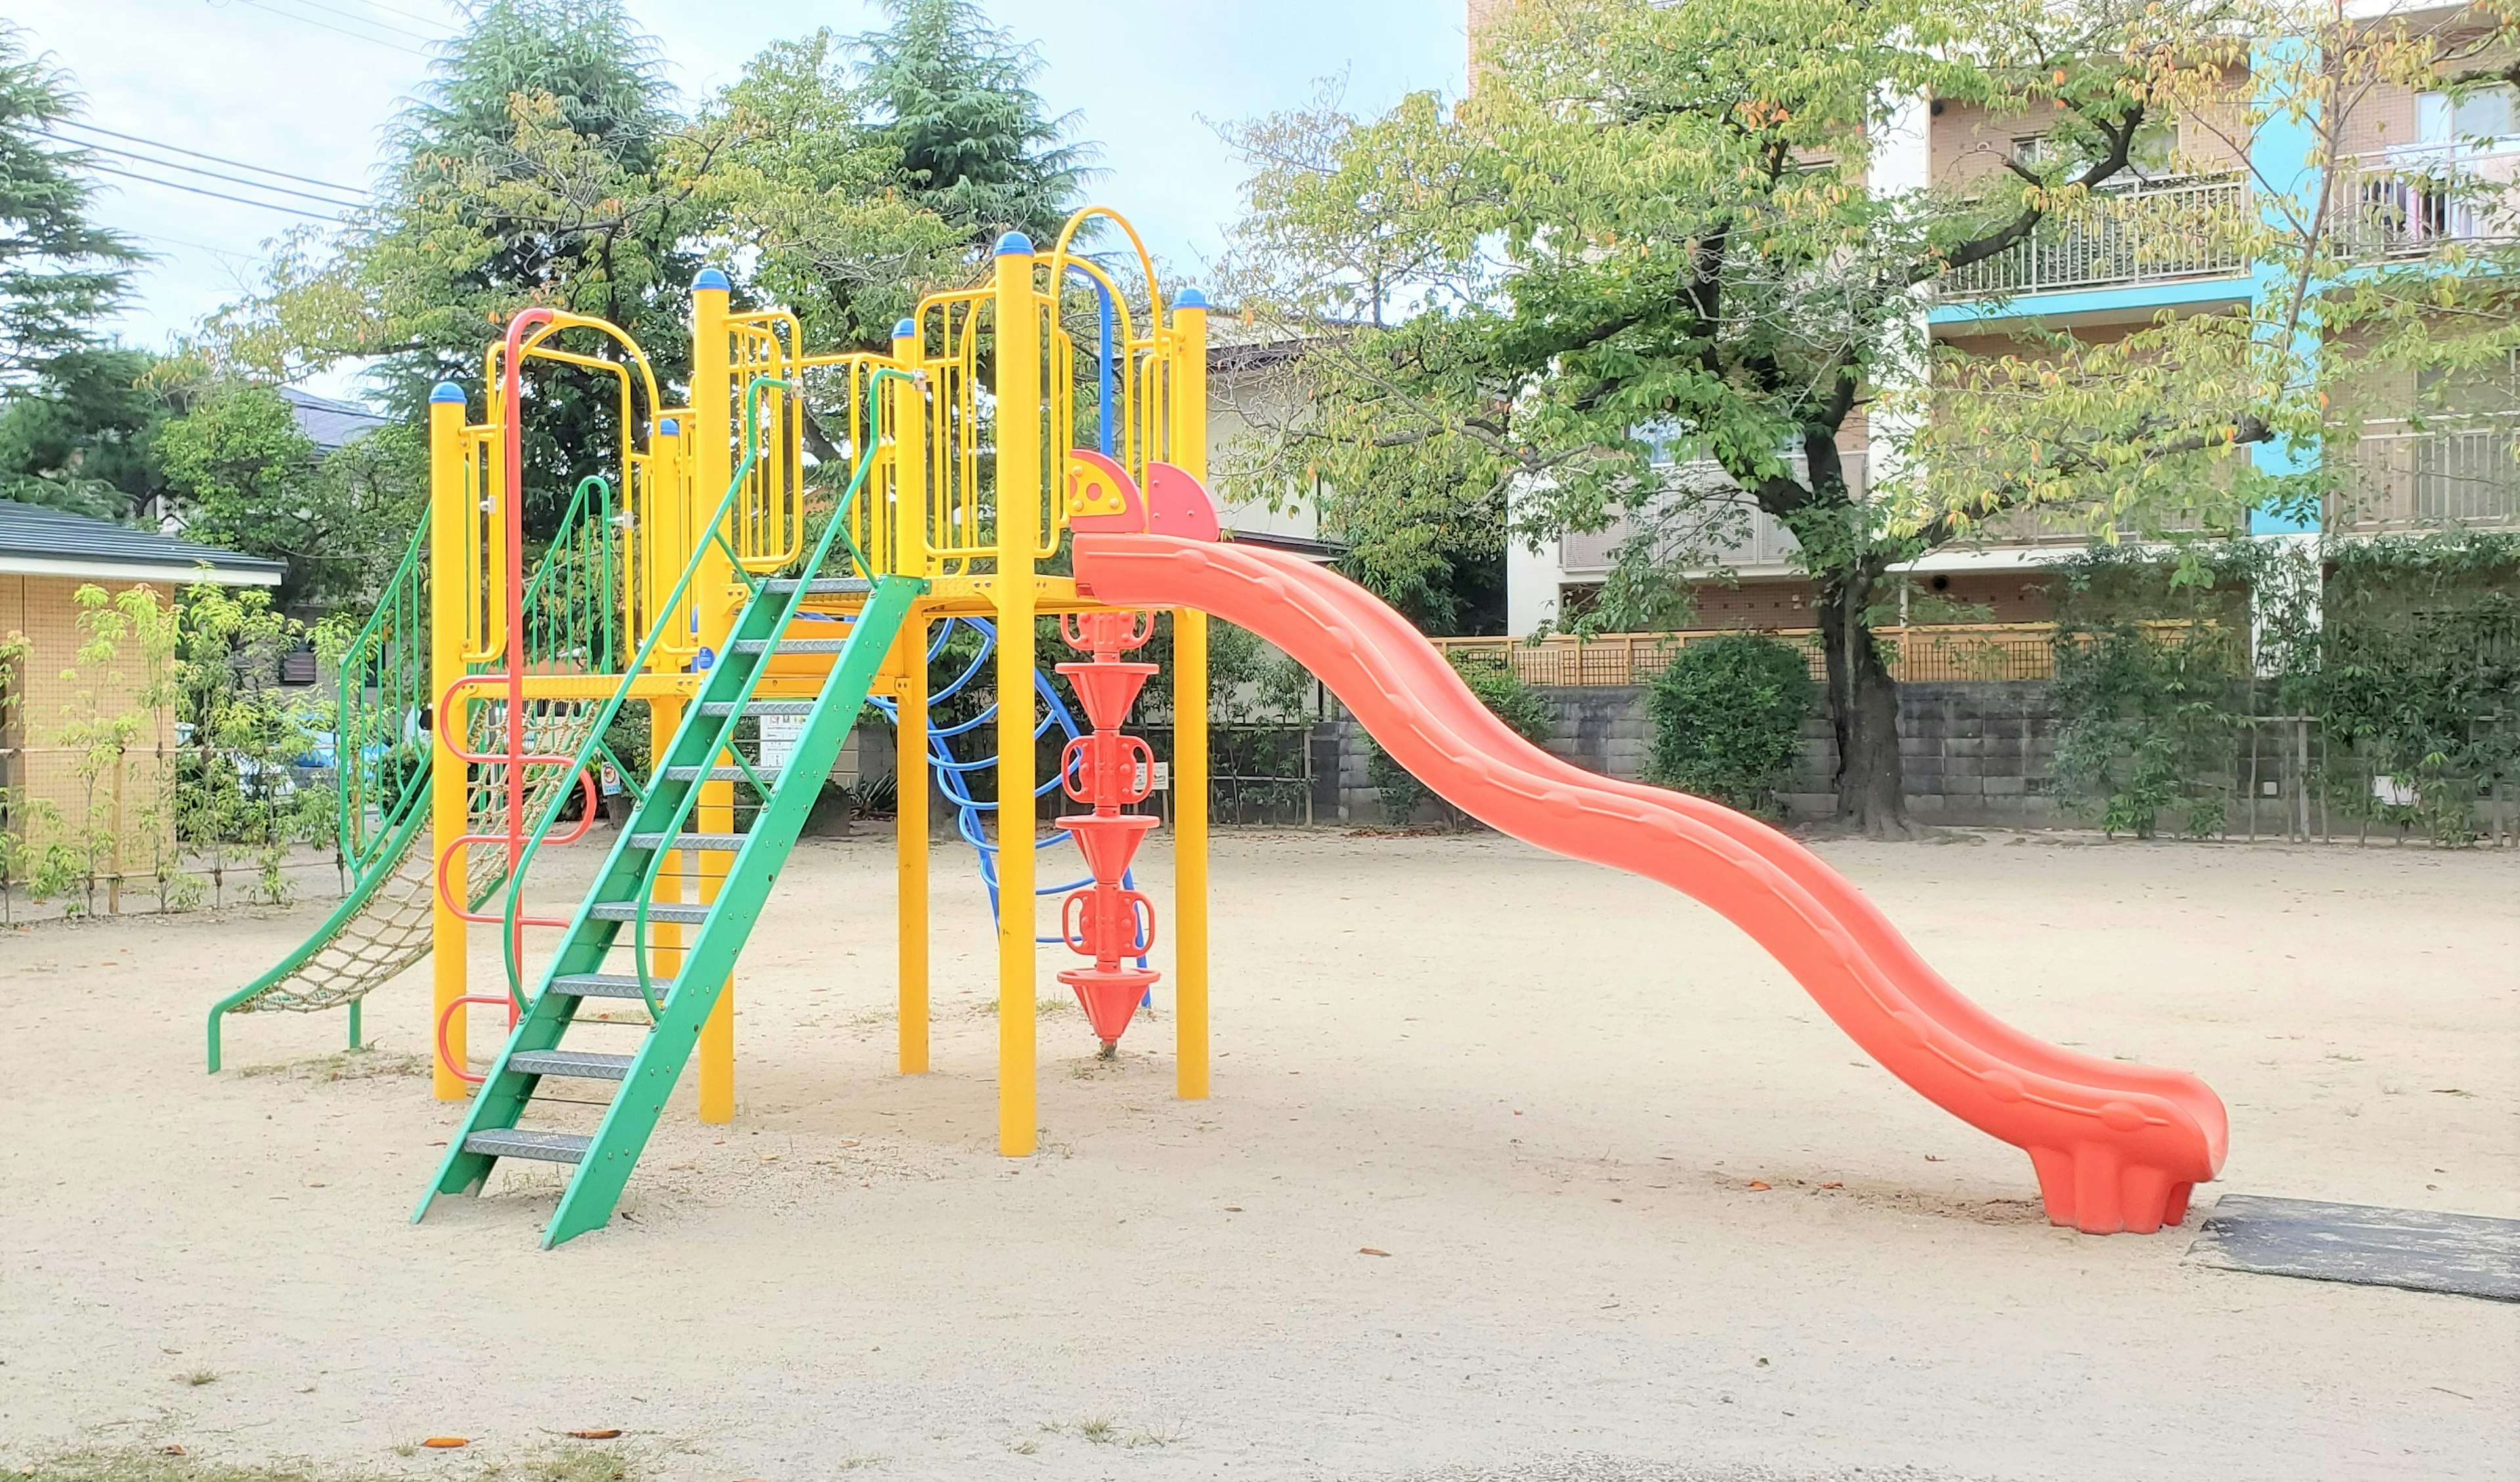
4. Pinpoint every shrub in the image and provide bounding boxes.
[1645,632,1815,818]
